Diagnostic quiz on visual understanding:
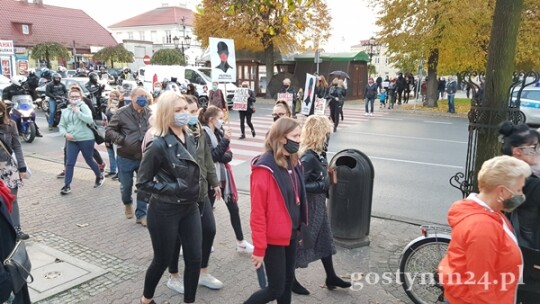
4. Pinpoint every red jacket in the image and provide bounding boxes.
[438,197,522,304]
[250,152,308,257]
